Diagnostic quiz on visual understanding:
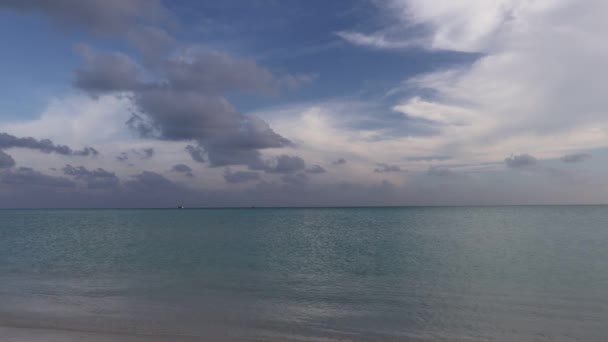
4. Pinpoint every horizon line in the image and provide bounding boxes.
[1,204,607,210]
